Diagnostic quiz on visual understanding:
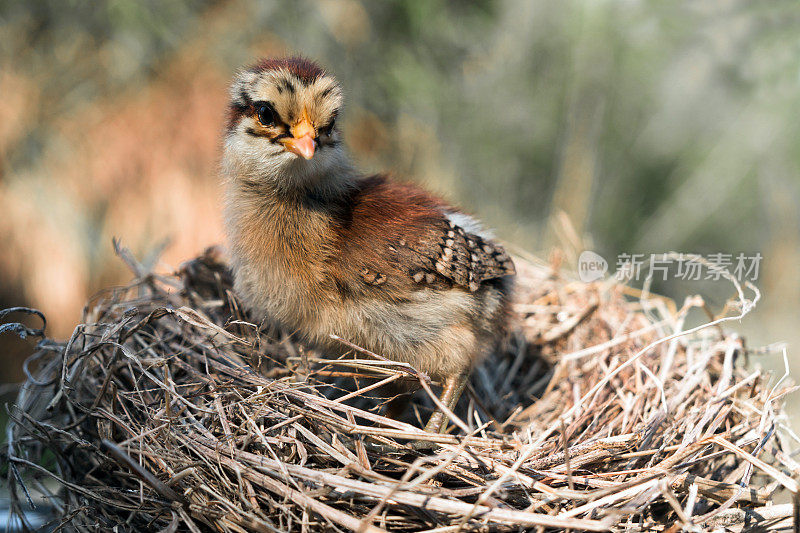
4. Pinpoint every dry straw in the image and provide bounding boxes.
[5,243,798,531]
